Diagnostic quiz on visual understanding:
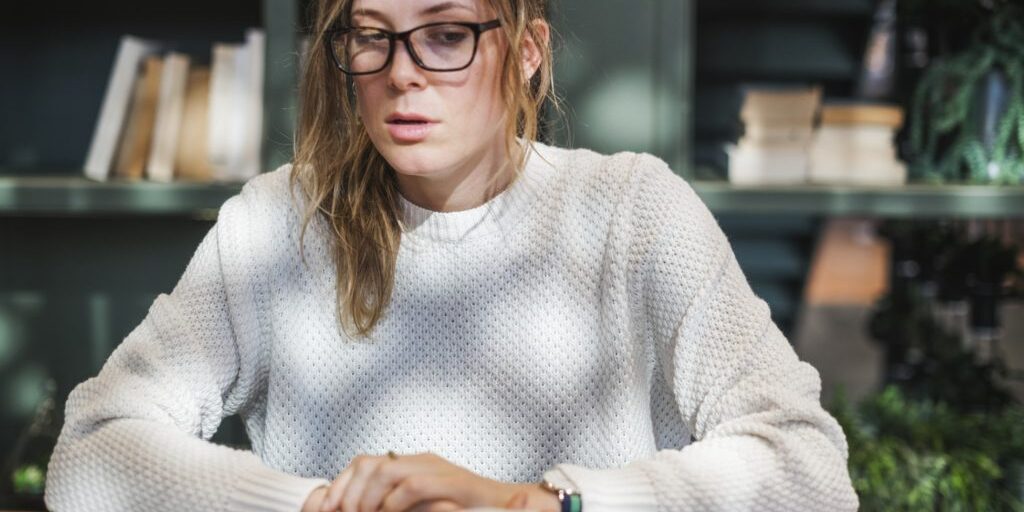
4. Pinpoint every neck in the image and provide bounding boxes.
[395,141,523,213]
